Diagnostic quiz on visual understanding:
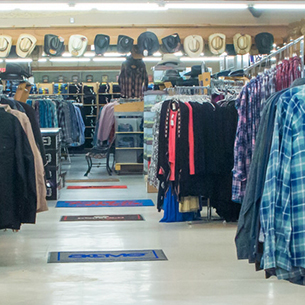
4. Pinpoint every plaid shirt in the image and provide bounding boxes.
[118,58,148,99]
[260,87,305,280]
[232,79,261,203]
